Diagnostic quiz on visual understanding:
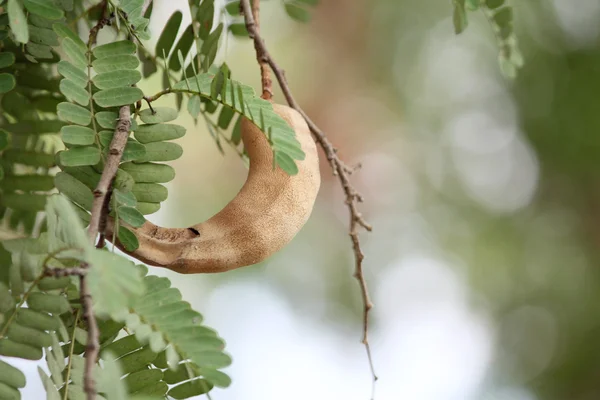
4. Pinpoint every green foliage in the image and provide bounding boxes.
[0,0,518,398]
[0,196,231,399]
[110,273,232,392]
[451,0,523,78]
[173,72,306,174]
